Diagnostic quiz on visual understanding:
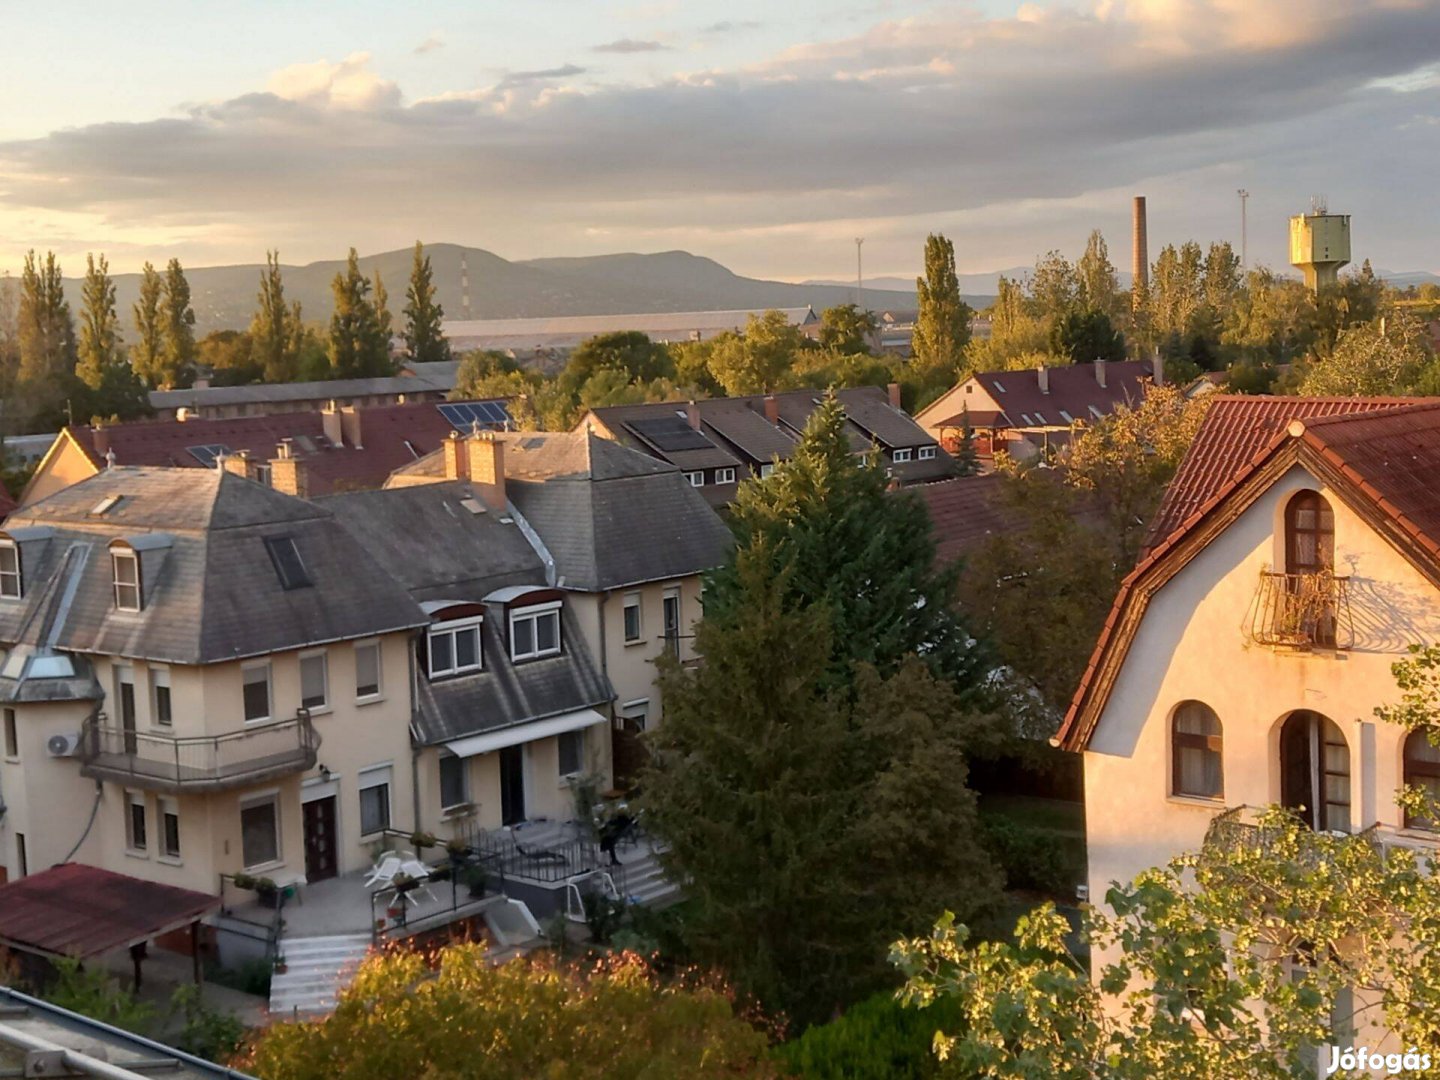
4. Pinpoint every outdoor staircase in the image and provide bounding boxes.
[267,932,371,1018]
[619,847,681,908]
